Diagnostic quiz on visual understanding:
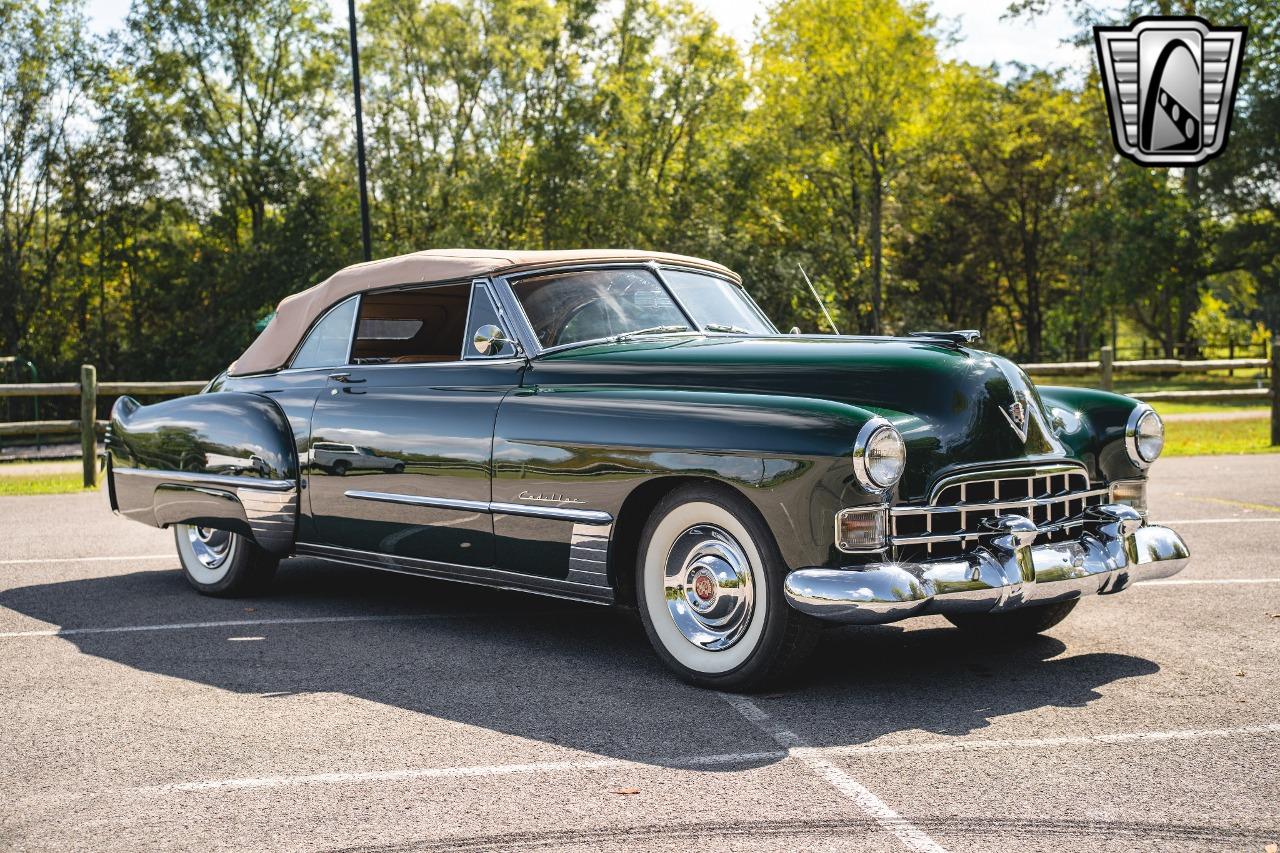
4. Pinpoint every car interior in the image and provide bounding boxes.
[350,283,470,364]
